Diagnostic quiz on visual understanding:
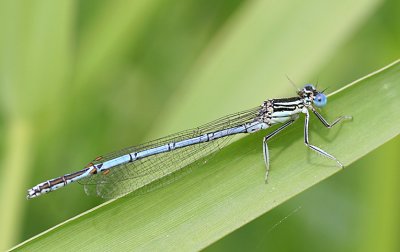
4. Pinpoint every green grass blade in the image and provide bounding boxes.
[12,60,400,251]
